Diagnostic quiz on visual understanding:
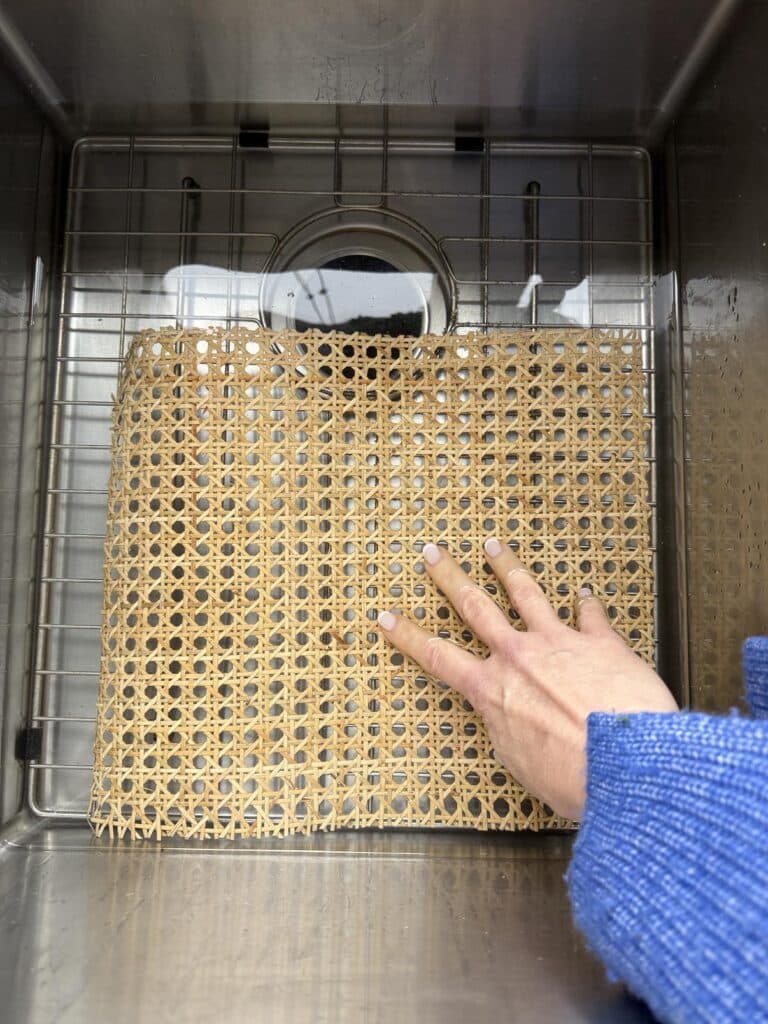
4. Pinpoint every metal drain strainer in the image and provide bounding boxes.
[260,208,454,336]
[89,326,653,839]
